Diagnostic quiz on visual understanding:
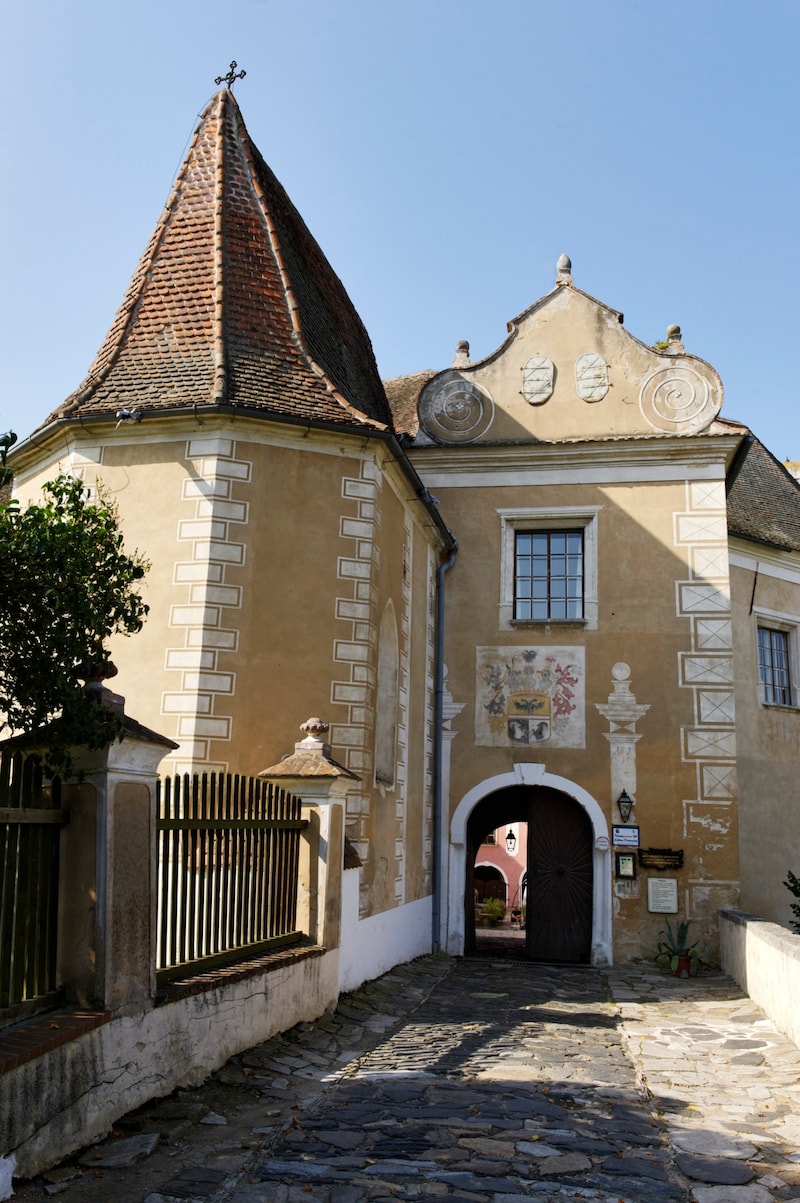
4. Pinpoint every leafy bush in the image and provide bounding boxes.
[480,897,507,922]
[0,474,149,775]
[784,871,800,934]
